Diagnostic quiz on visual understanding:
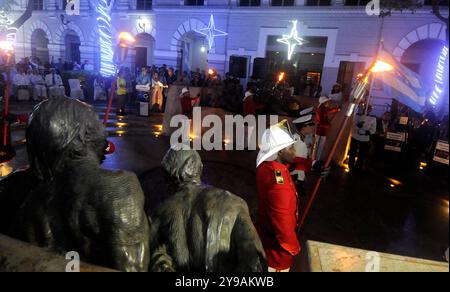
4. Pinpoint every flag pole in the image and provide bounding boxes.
[103,67,118,126]
[299,20,385,229]
[299,72,372,231]
[365,17,385,114]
